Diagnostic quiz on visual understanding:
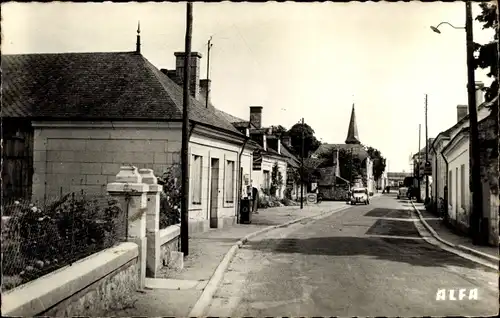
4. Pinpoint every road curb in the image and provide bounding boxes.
[410,200,499,266]
[187,203,352,317]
